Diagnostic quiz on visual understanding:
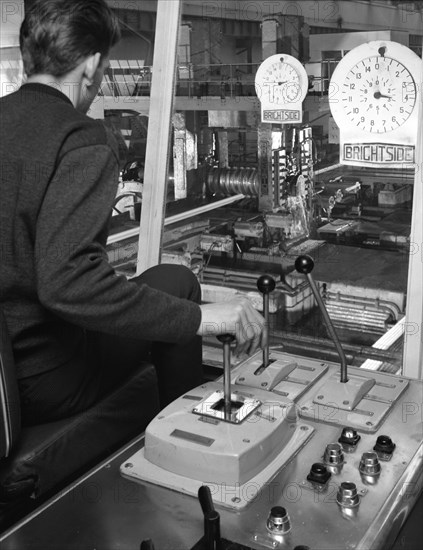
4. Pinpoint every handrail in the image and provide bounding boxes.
[101,60,335,99]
